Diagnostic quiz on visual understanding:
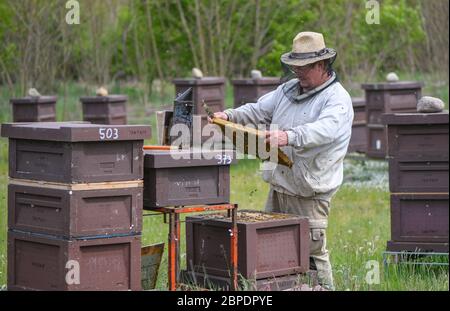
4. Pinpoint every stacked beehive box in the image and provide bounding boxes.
[383,112,449,253]
[143,149,236,209]
[1,122,151,290]
[173,77,225,115]
[80,95,128,125]
[348,97,367,153]
[10,96,57,122]
[182,210,311,290]
[231,77,280,109]
[172,77,225,145]
[361,82,423,158]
